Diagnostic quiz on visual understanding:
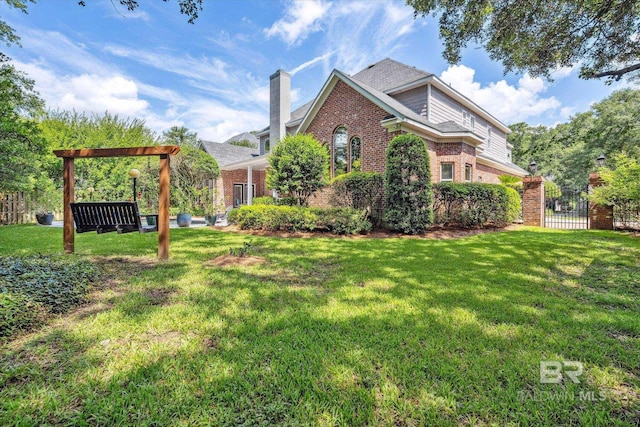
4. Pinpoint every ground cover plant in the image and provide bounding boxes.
[0,225,638,425]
